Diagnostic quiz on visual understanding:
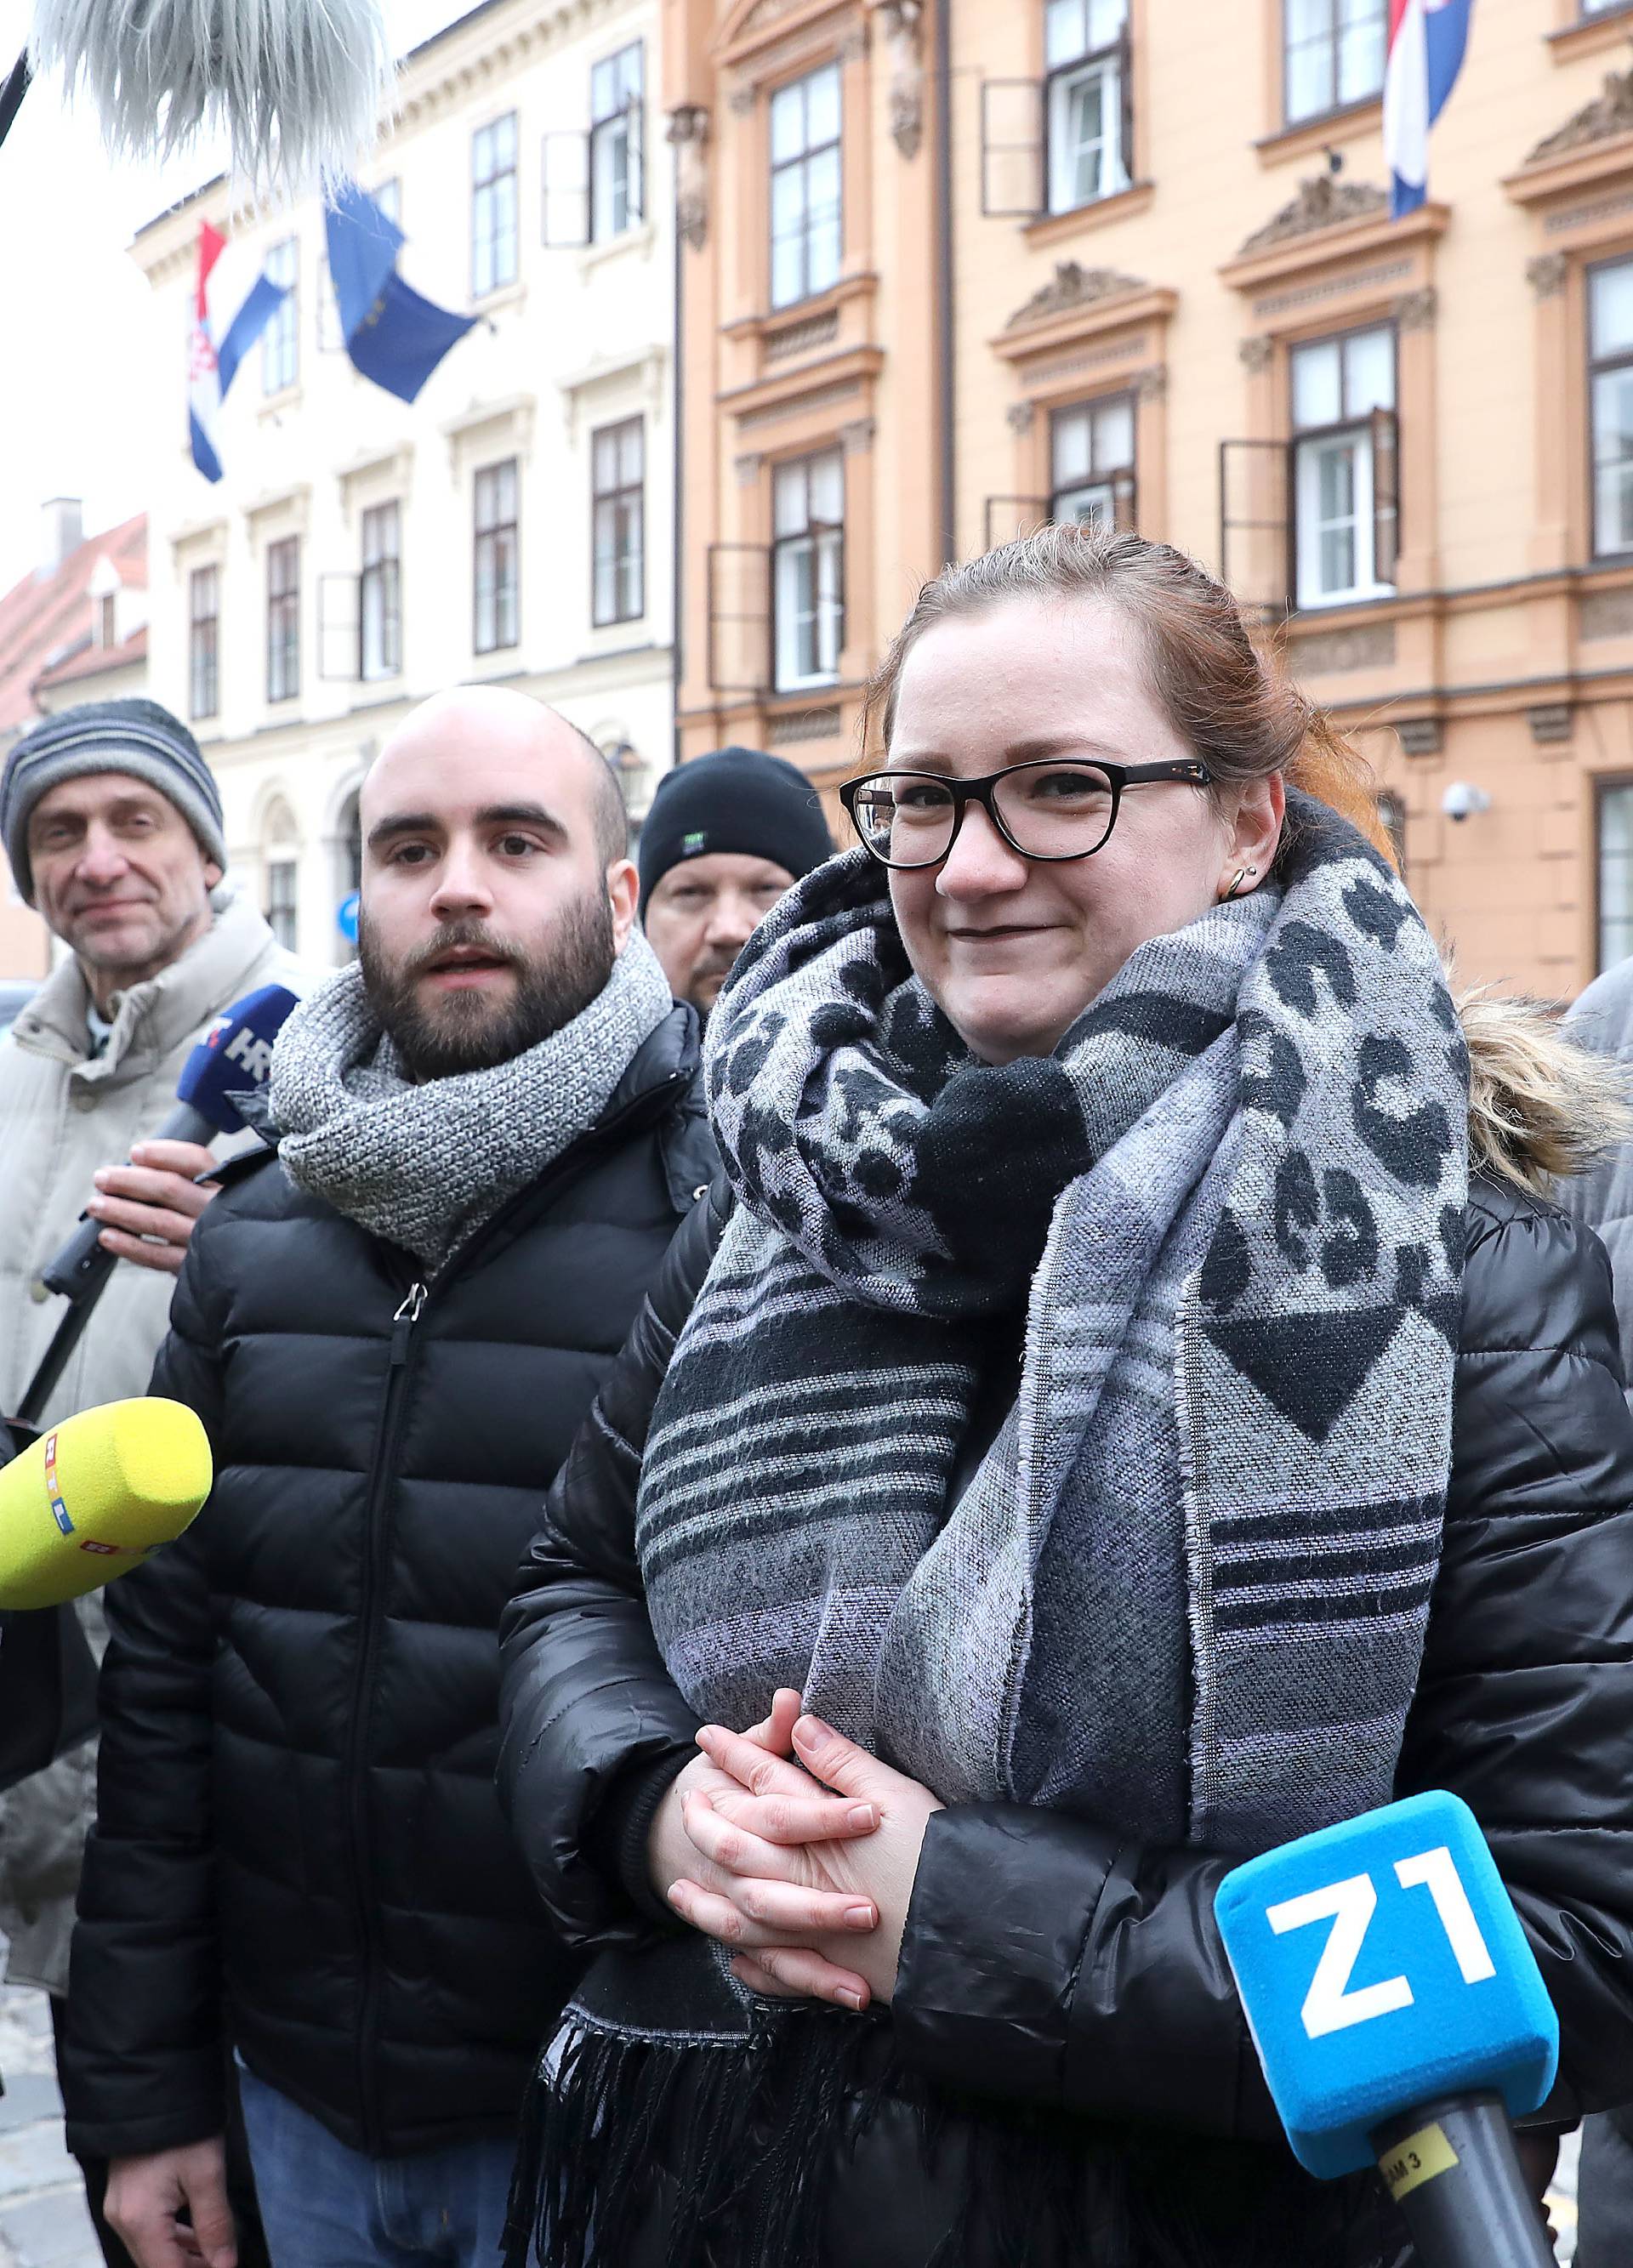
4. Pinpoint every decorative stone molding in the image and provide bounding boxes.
[668,105,711,250]
[1132,362,1168,401]
[1528,702,1573,744]
[877,0,924,160]
[726,82,757,115]
[1528,67,1633,165]
[1005,401,1036,435]
[1545,187,1633,236]
[839,417,878,453]
[765,309,840,359]
[1249,258,1412,320]
[769,705,842,744]
[1288,622,1397,674]
[1004,263,1145,332]
[1582,586,1633,639]
[1526,252,1569,300]
[733,451,763,487]
[1392,287,1437,332]
[836,23,870,64]
[738,377,863,429]
[1238,333,1274,372]
[1236,174,1391,259]
[1395,718,1442,757]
